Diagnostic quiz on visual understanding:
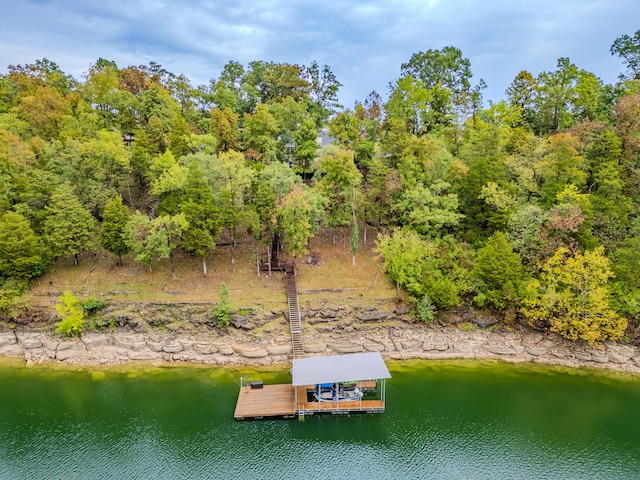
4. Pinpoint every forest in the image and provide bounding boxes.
[2,31,640,346]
